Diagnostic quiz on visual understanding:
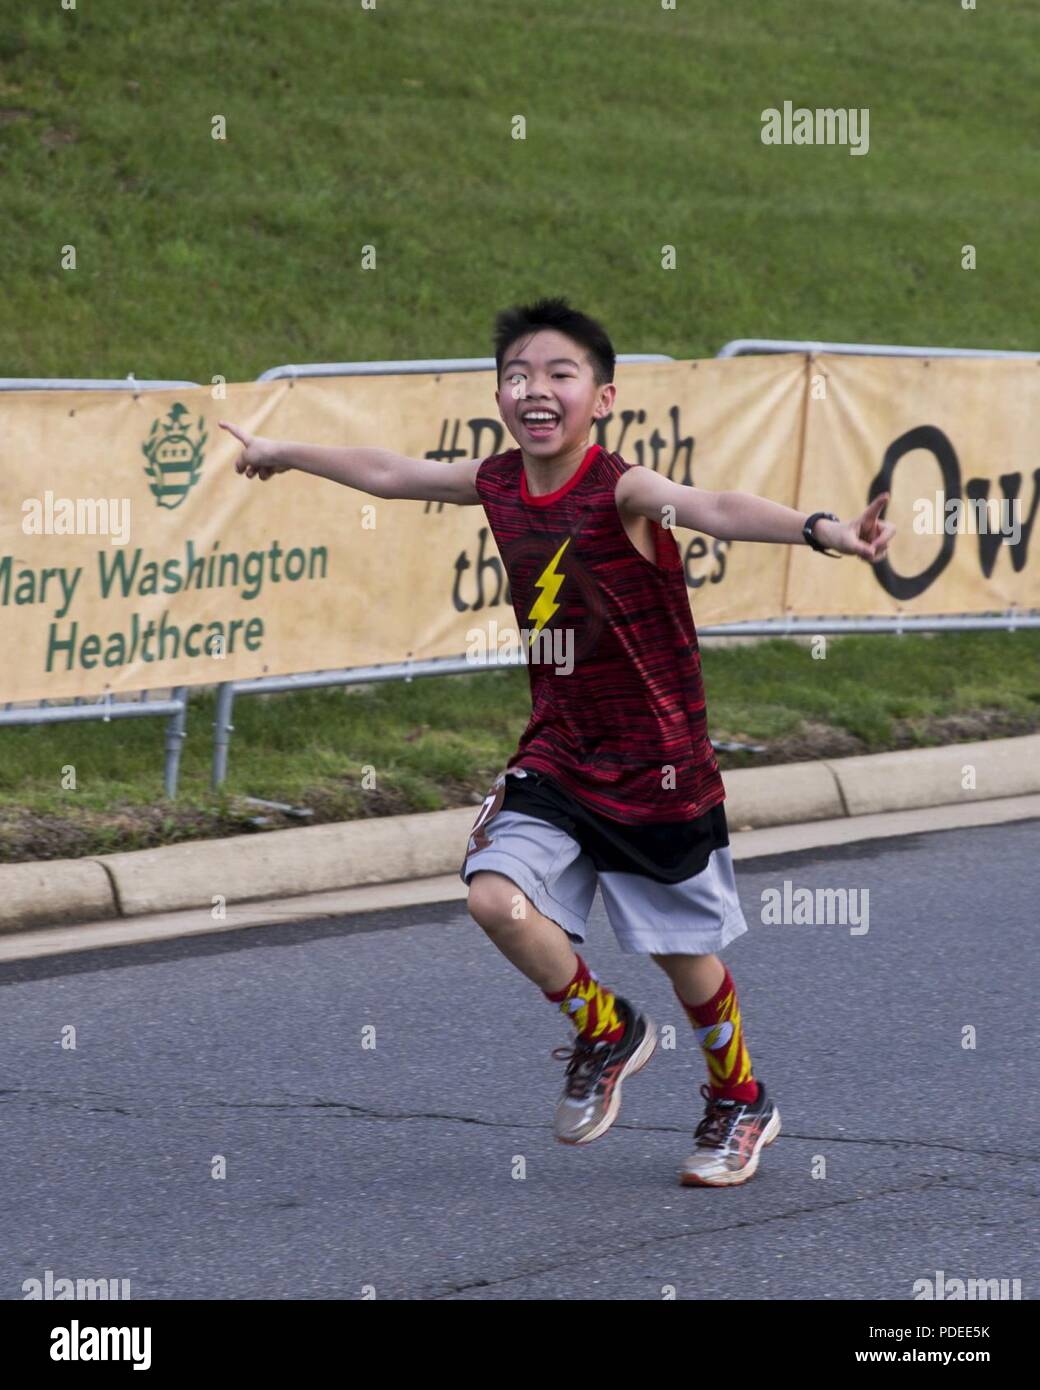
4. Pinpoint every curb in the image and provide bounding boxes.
[3,734,1039,933]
